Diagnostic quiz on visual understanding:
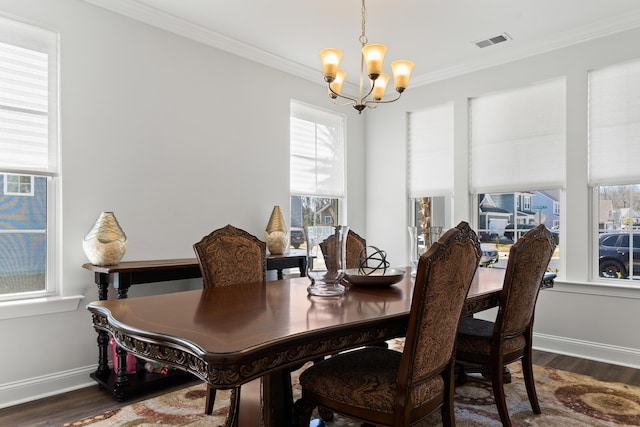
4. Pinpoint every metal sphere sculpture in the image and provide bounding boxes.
[357,246,390,275]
